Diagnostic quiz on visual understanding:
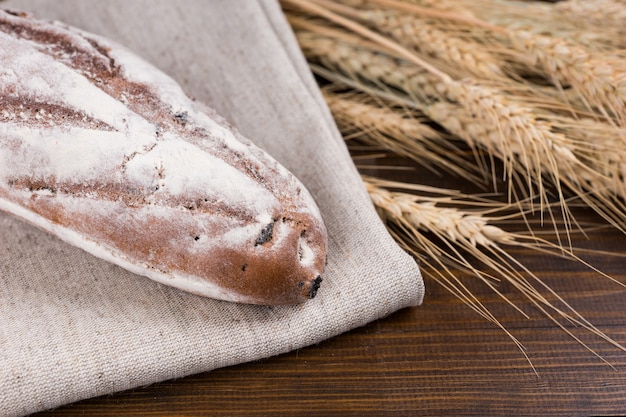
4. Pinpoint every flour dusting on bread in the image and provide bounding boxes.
[0,9,328,305]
